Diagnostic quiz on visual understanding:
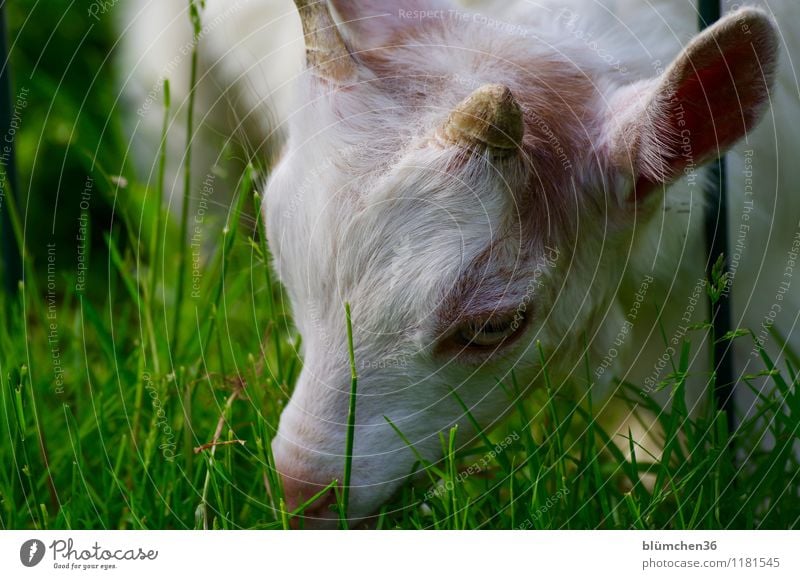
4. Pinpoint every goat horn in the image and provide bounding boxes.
[294,0,357,83]
[440,84,524,153]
